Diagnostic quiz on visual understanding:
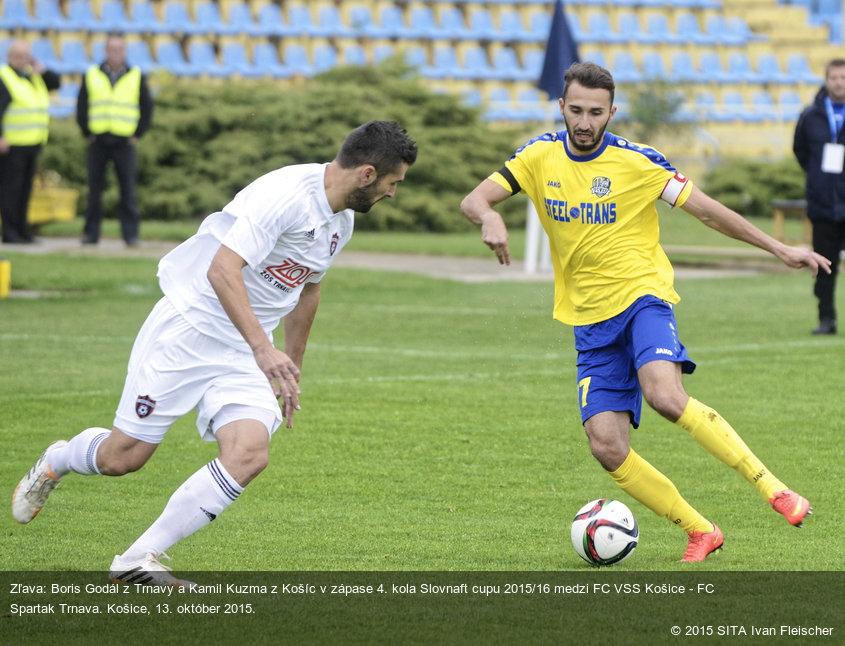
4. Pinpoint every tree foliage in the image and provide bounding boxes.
[40,62,531,231]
